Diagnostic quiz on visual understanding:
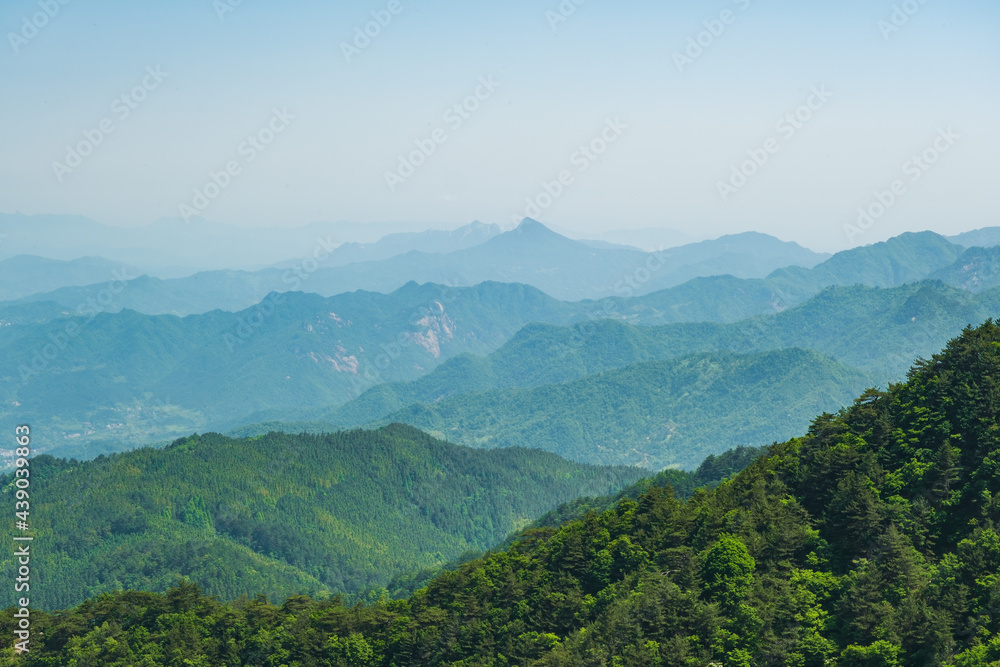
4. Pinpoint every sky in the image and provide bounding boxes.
[0,0,997,252]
